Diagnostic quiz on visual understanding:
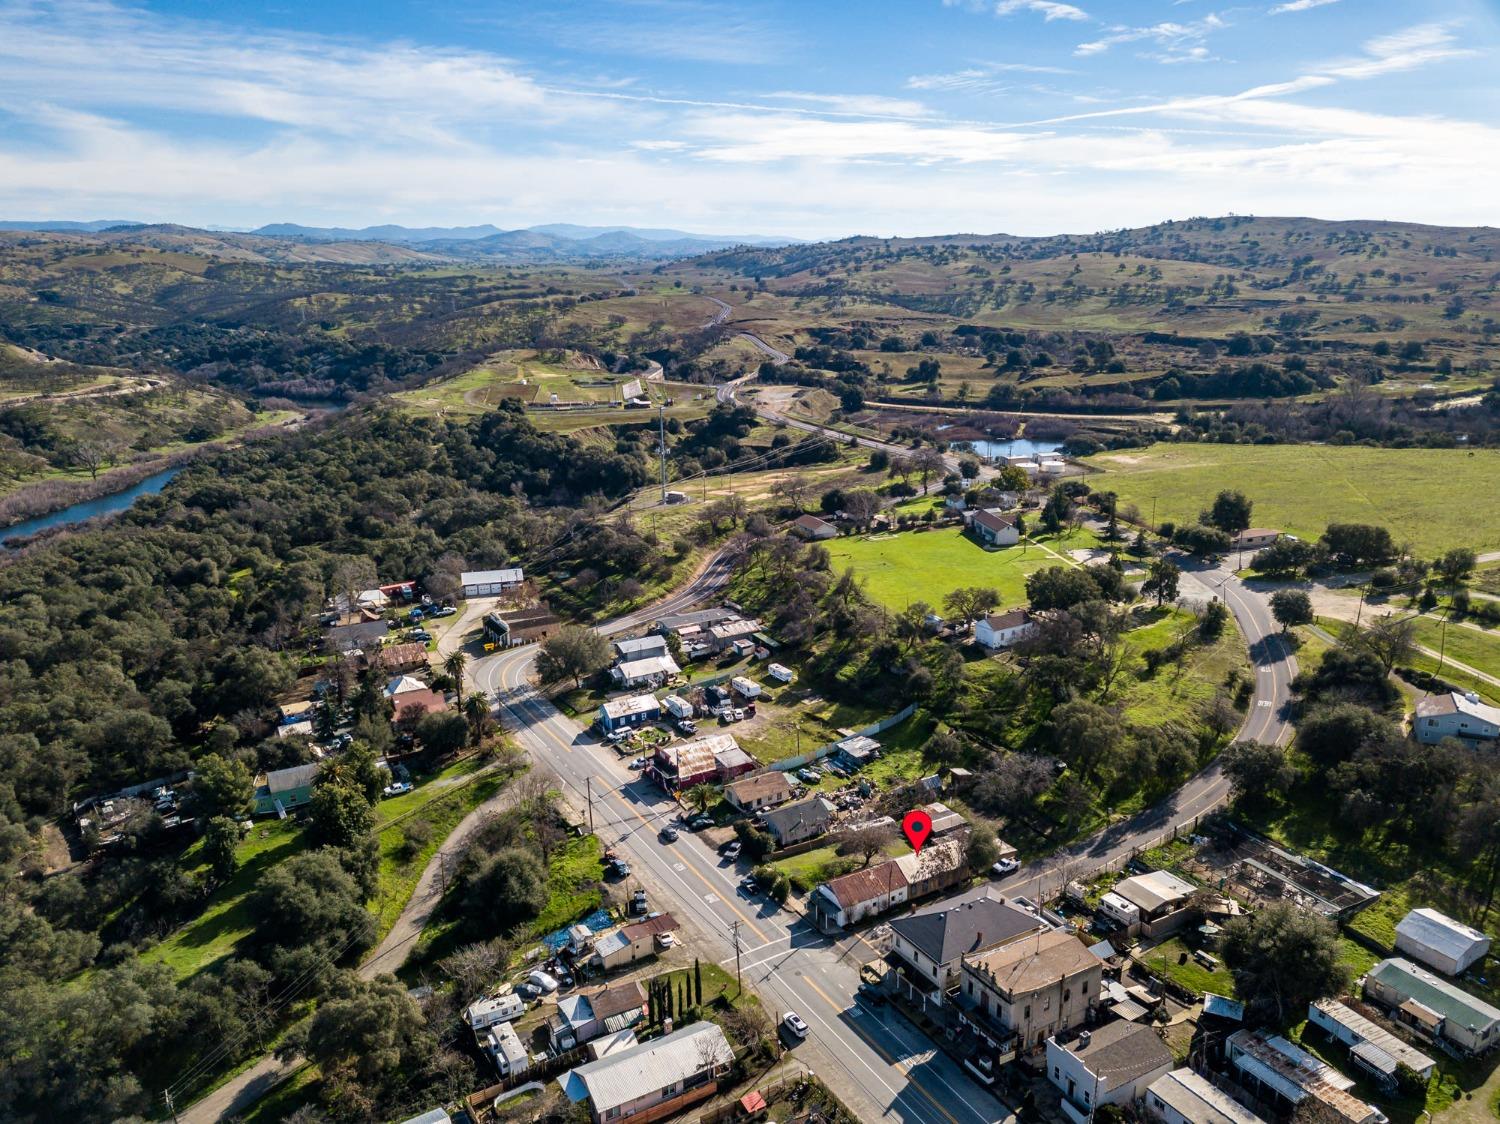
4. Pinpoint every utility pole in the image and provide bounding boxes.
[164,1092,179,1124]
[586,776,595,835]
[731,919,742,992]
[658,403,669,503]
